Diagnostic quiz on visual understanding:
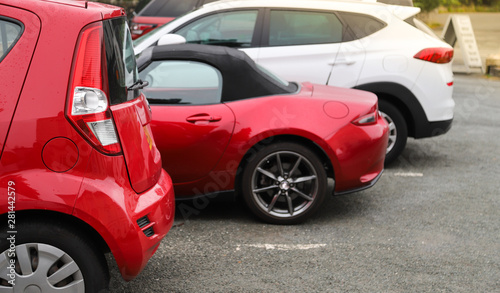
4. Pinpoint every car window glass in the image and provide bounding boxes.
[269,10,343,46]
[103,17,140,105]
[175,10,258,47]
[338,12,386,40]
[139,0,198,17]
[140,60,222,105]
[0,18,22,62]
